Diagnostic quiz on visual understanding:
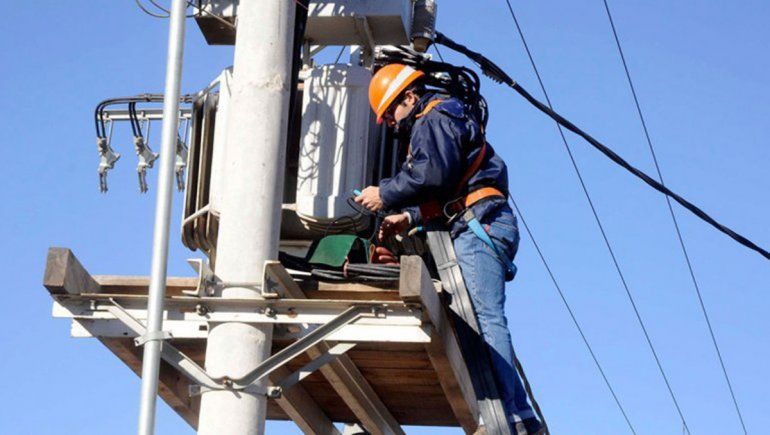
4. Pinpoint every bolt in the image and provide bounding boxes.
[195,304,209,316]
[264,307,277,318]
